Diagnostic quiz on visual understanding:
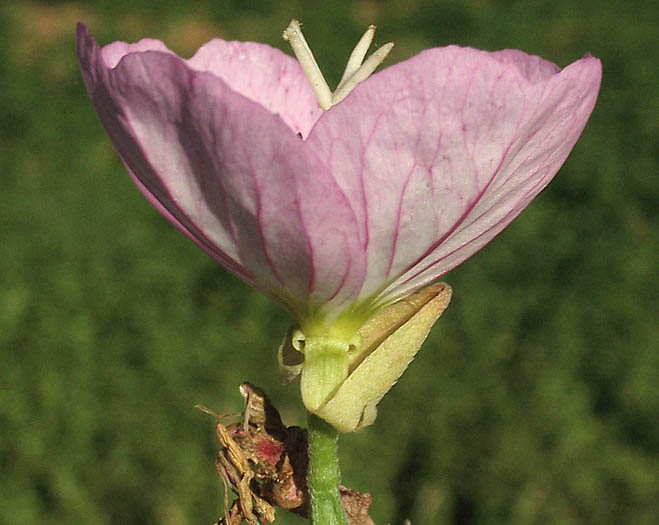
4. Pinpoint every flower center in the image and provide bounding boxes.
[283,19,394,110]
